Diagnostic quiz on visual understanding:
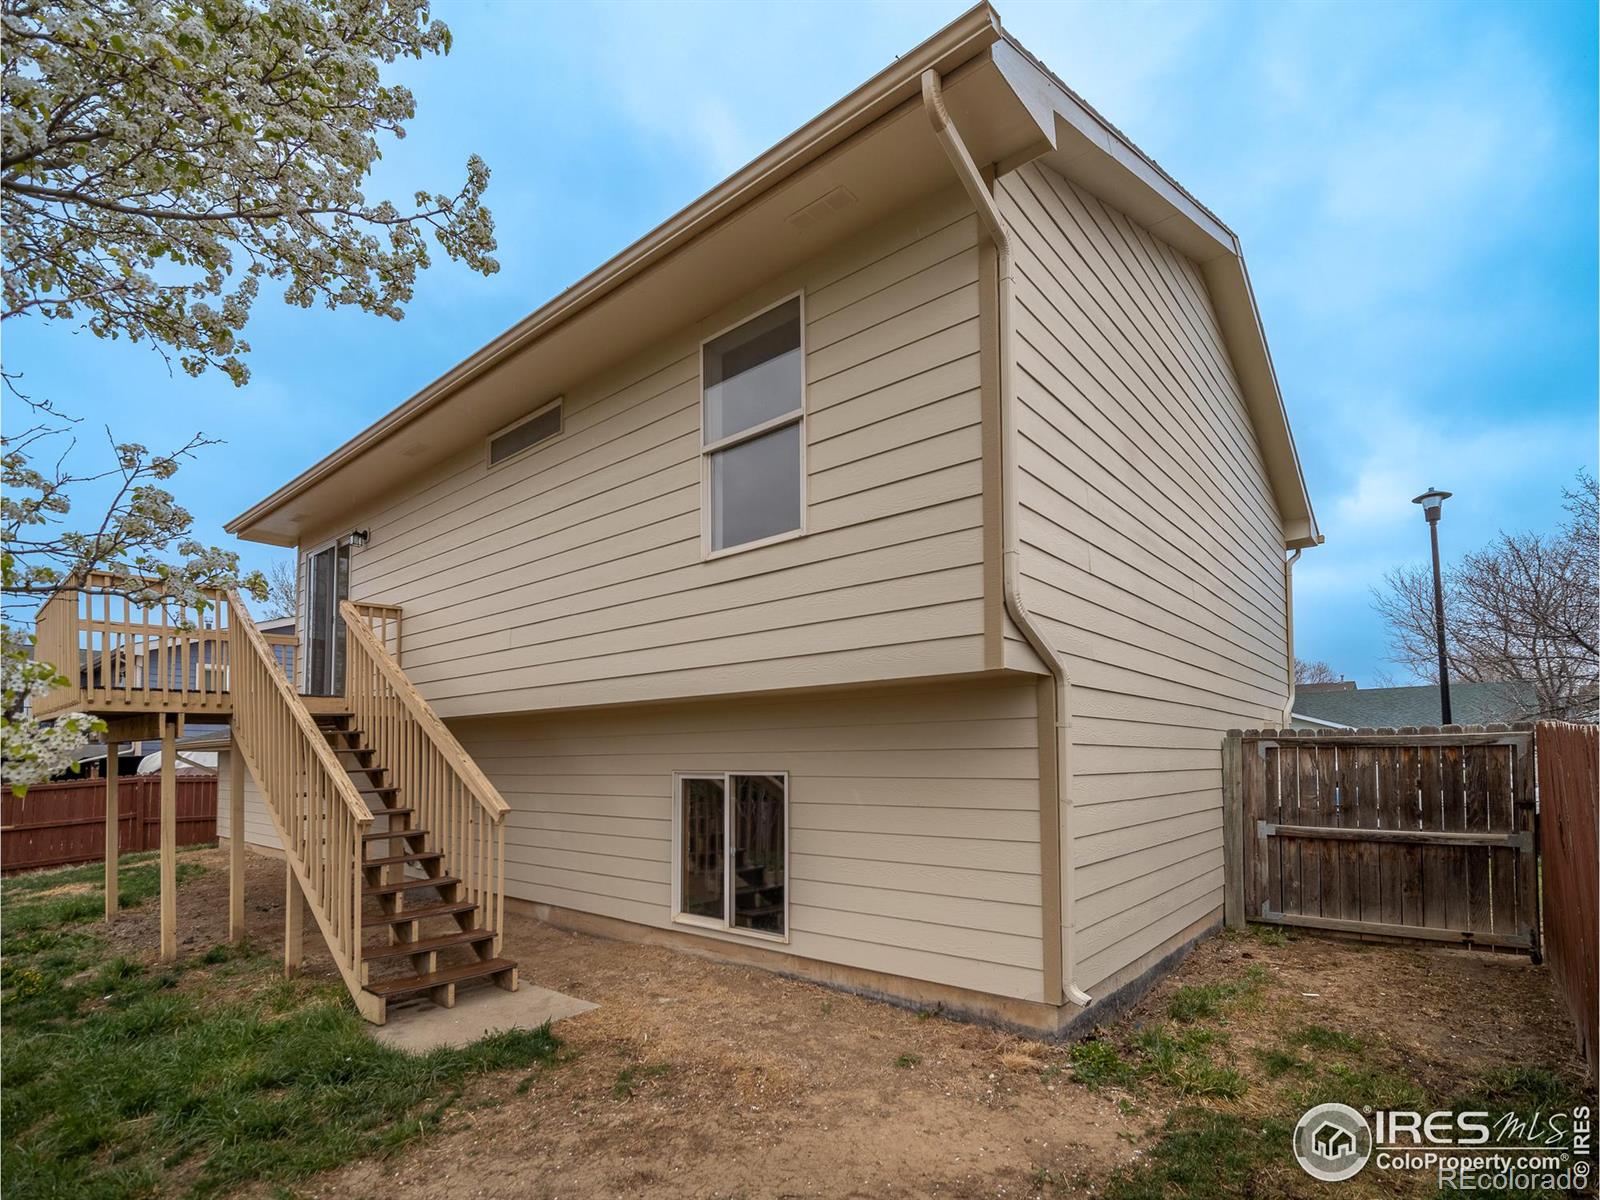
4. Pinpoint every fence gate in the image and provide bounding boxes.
[1223,725,1539,955]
